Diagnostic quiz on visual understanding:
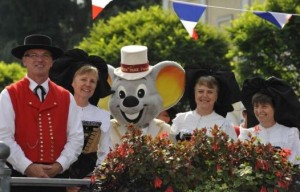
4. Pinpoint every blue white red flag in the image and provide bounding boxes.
[253,11,292,29]
[92,0,112,19]
[173,1,207,39]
